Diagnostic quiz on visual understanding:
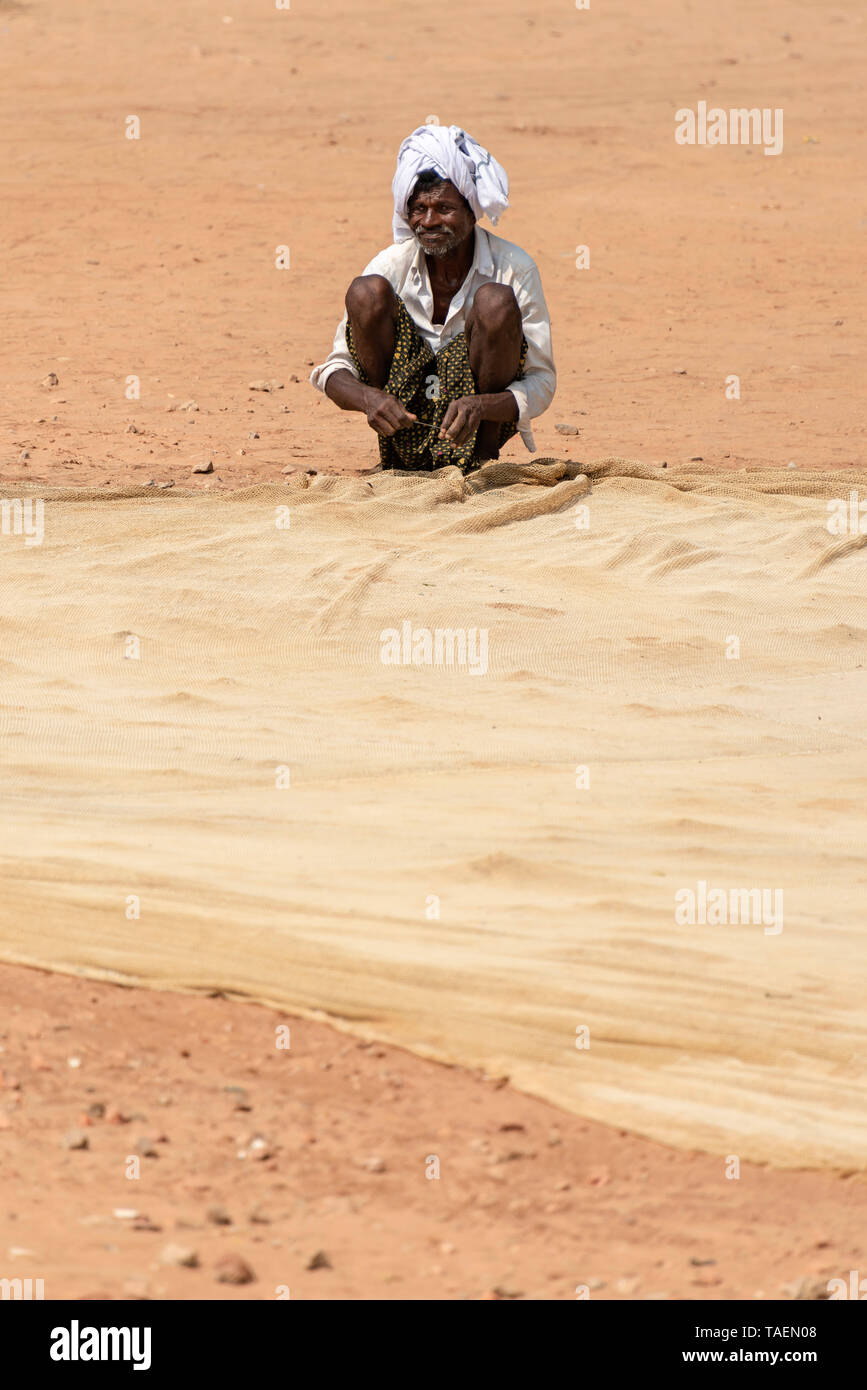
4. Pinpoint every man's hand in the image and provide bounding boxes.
[363,387,417,437]
[438,395,486,448]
